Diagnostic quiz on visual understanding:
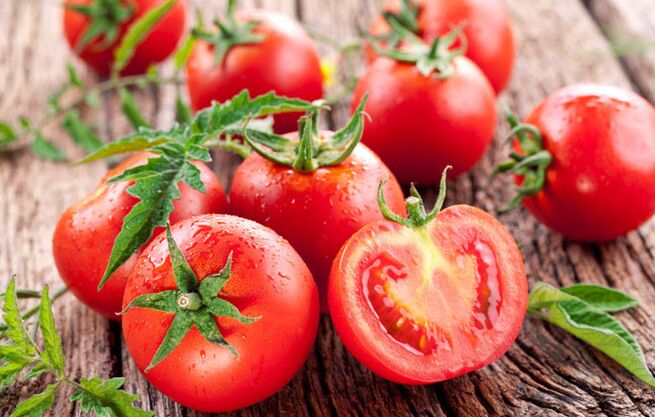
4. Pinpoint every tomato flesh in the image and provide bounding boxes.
[328,205,526,384]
